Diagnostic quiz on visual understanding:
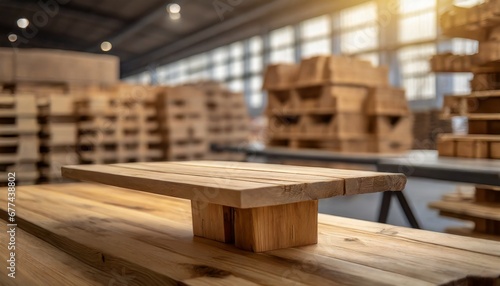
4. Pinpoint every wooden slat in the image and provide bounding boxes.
[174,161,406,196]
[1,183,499,285]
[429,200,500,221]
[62,161,405,208]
